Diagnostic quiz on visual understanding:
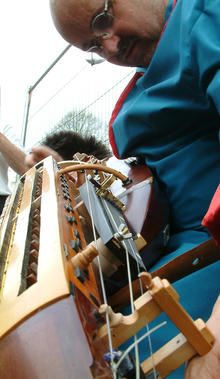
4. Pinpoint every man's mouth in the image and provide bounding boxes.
[117,37,139,62]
